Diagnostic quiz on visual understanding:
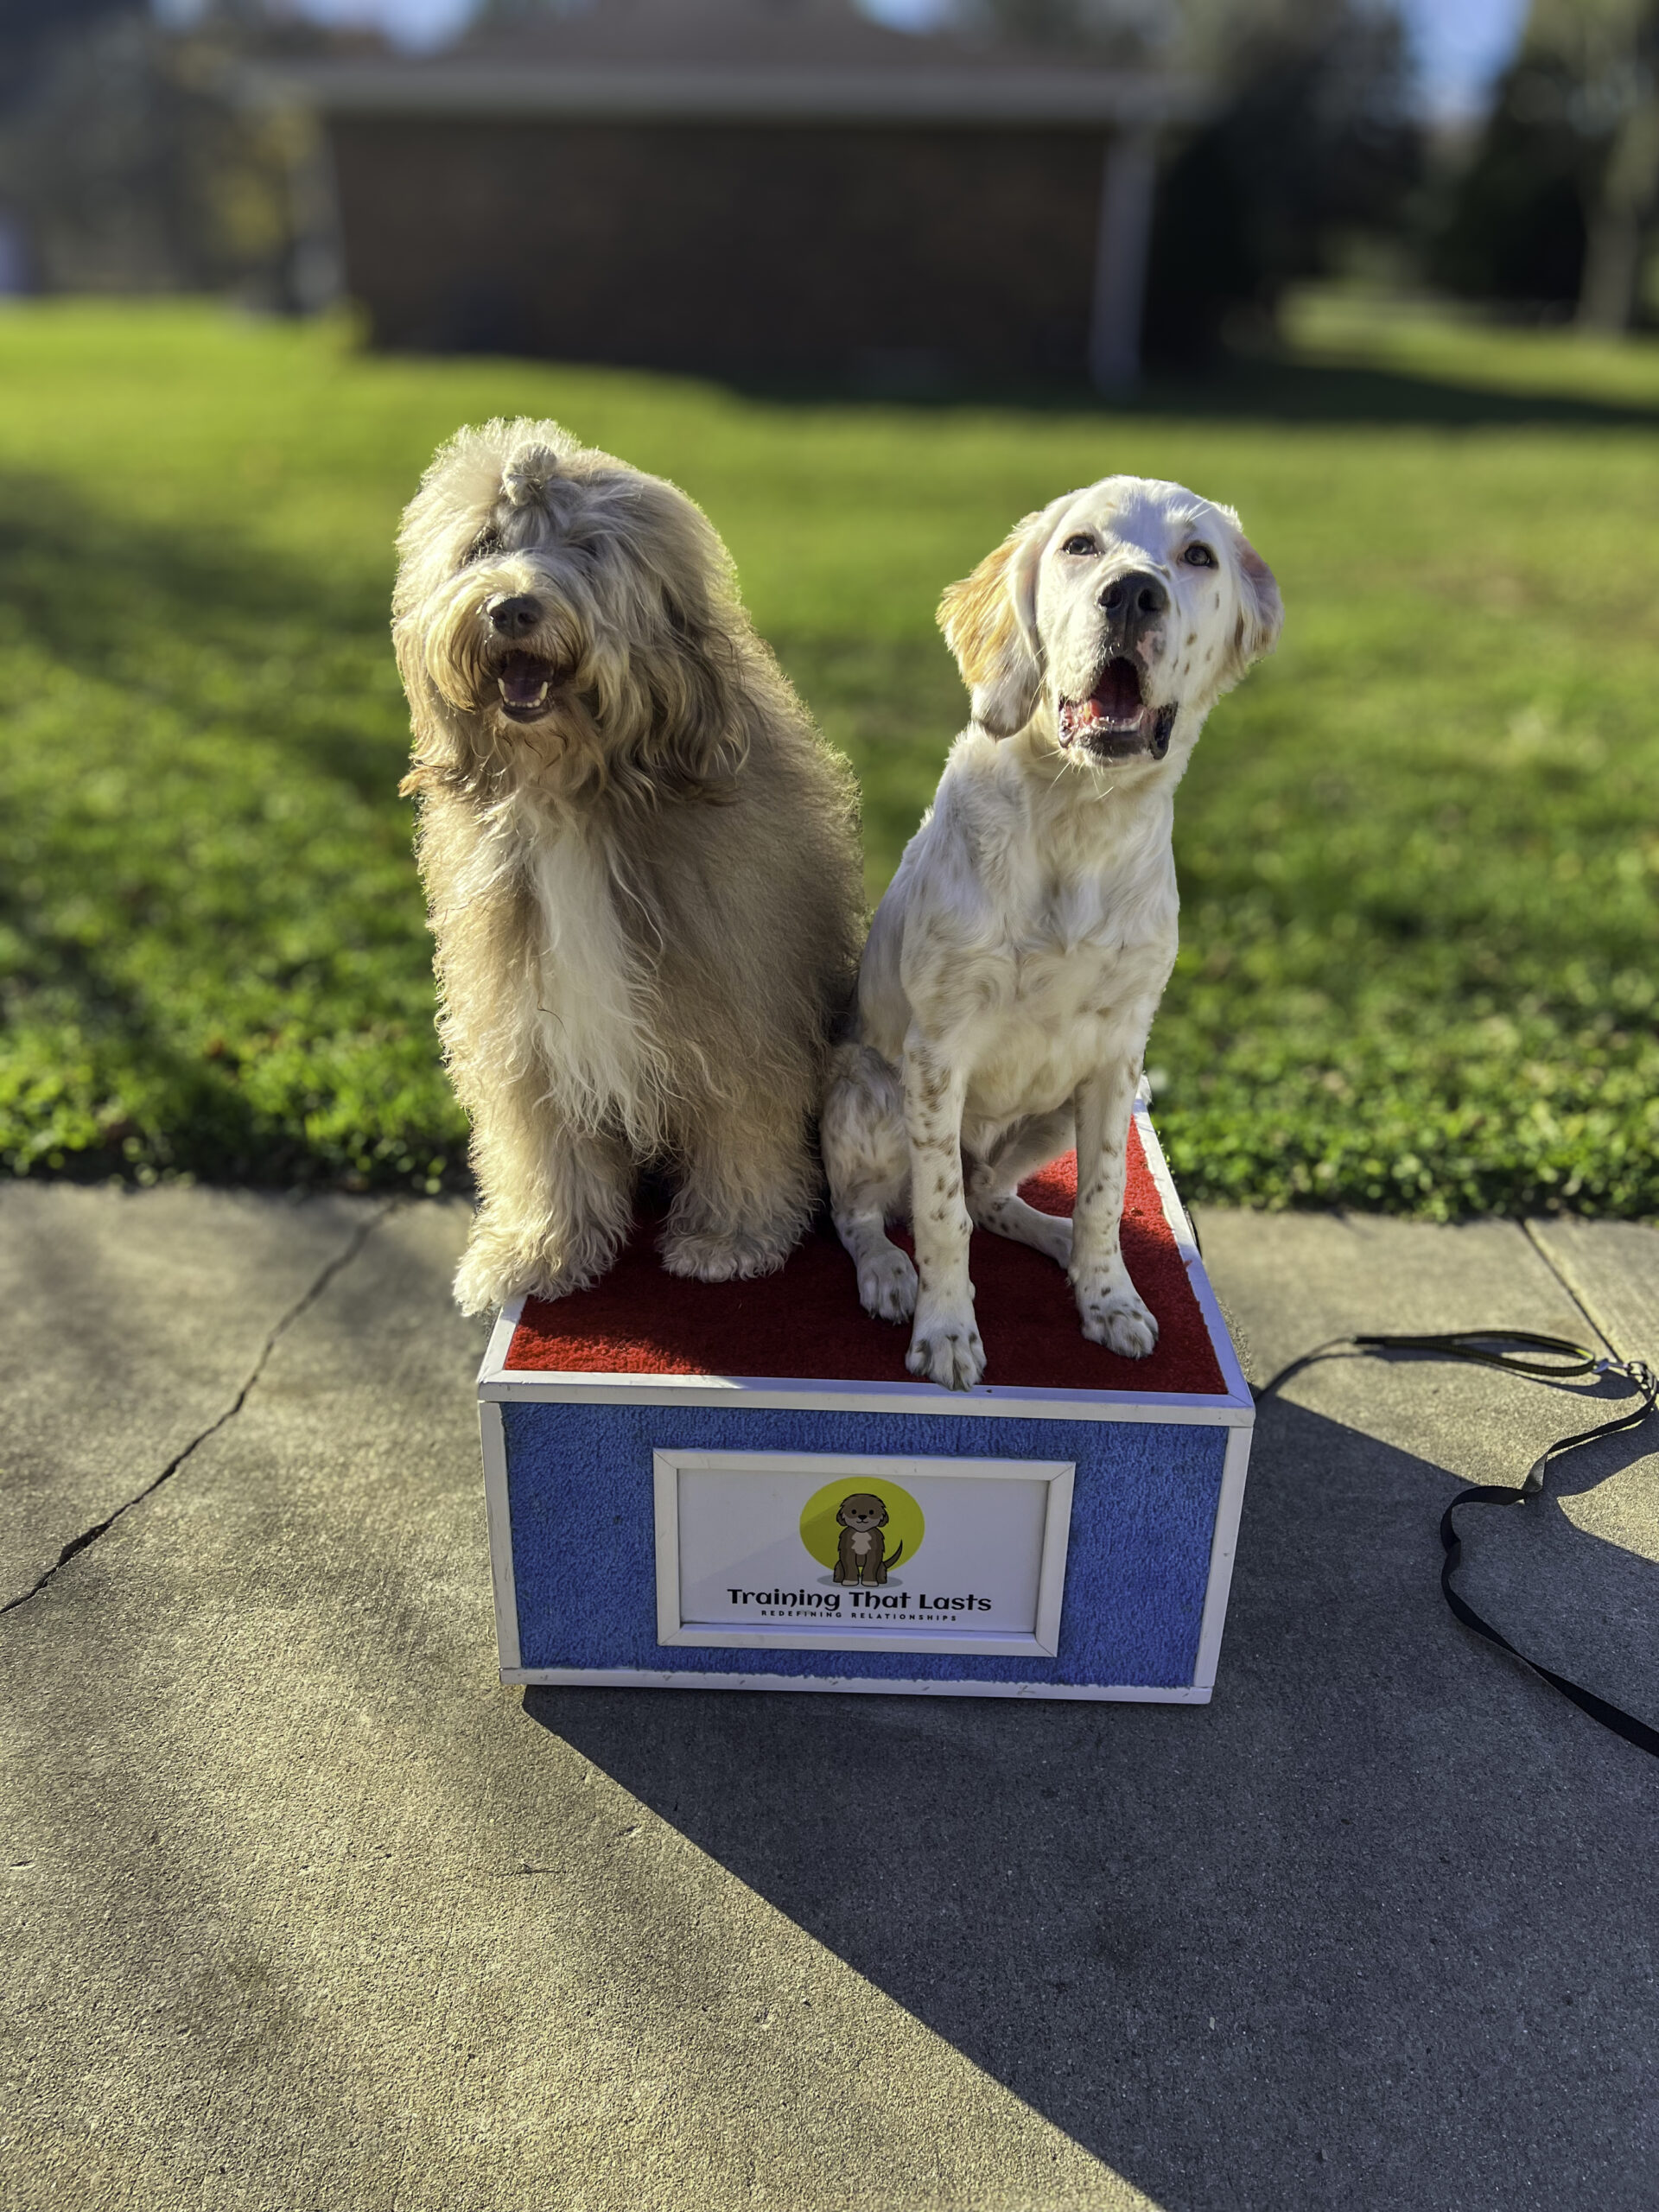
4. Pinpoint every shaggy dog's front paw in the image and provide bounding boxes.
[858,1244,918,1323]
[454,1236,533,1317]
[906,1306,985,1391]
[454,1226,608,1315]
[659,1224,794,1283]
[1077,1284,1160,1359]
